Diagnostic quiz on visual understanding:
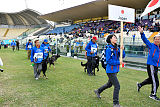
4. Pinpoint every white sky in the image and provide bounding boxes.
[0,0,95,15]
